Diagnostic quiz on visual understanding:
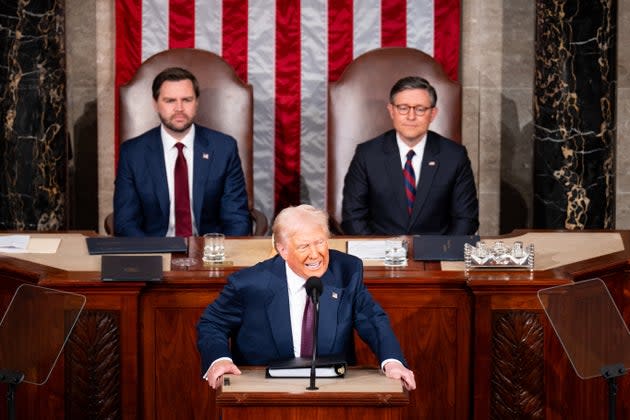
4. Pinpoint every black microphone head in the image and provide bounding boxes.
[304,276,323,297]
